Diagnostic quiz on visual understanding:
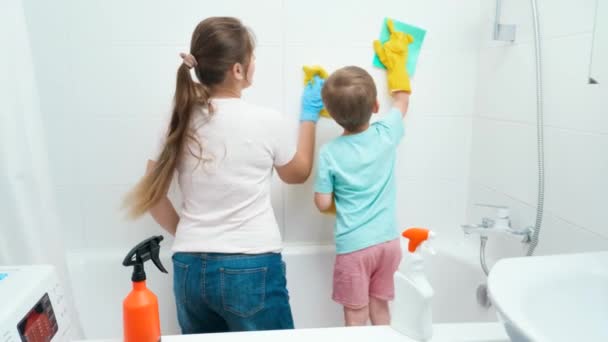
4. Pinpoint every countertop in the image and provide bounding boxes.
[78,322,509,342]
